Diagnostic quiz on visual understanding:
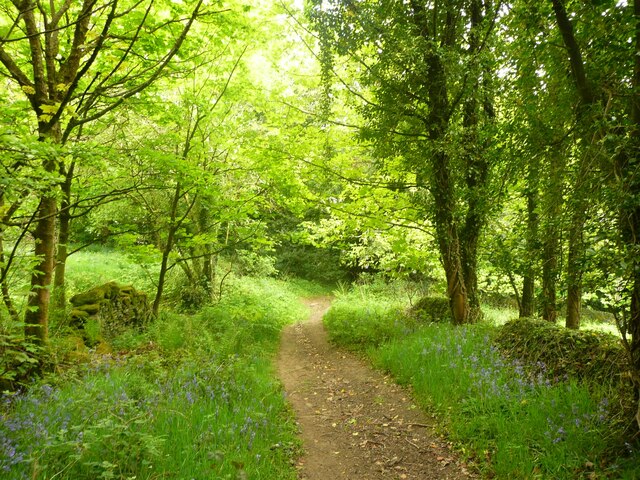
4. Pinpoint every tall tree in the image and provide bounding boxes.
[0,0,204,342]
[309,0,501,323]
[619,0,640,429]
